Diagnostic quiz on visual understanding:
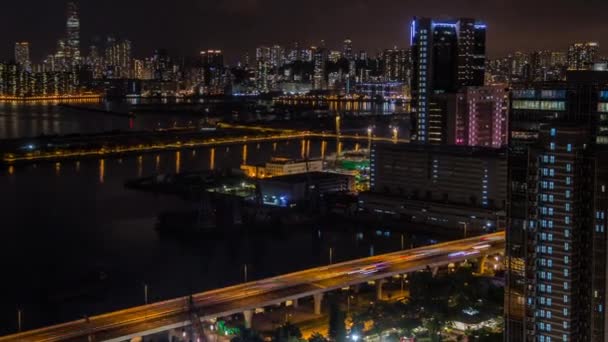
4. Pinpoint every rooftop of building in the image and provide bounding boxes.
[266,157,322,165]
[373,142,507,158]
[259,171,352,184]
